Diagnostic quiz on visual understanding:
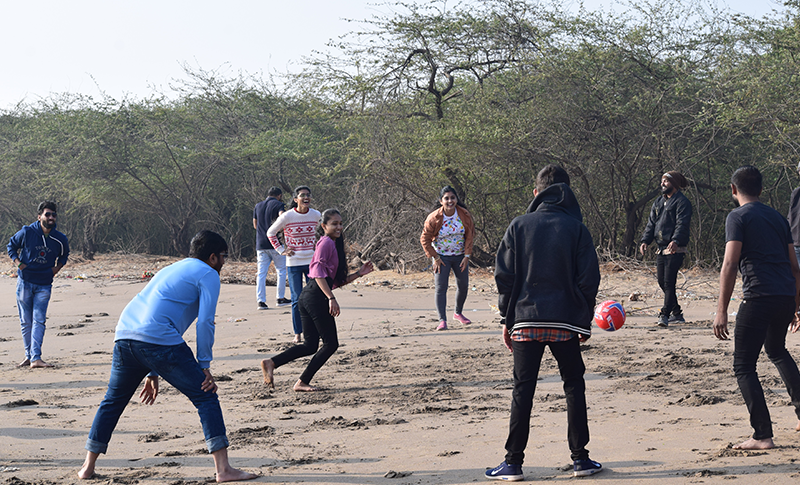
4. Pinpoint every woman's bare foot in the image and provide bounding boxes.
[795,420,800,432]
[216,468,258,482]
[293,380,318,392]
[30,359,54,368]
[17,359,30,368]
[733,437,774,450]
[260,358,275,389]
[292,334,302,344]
